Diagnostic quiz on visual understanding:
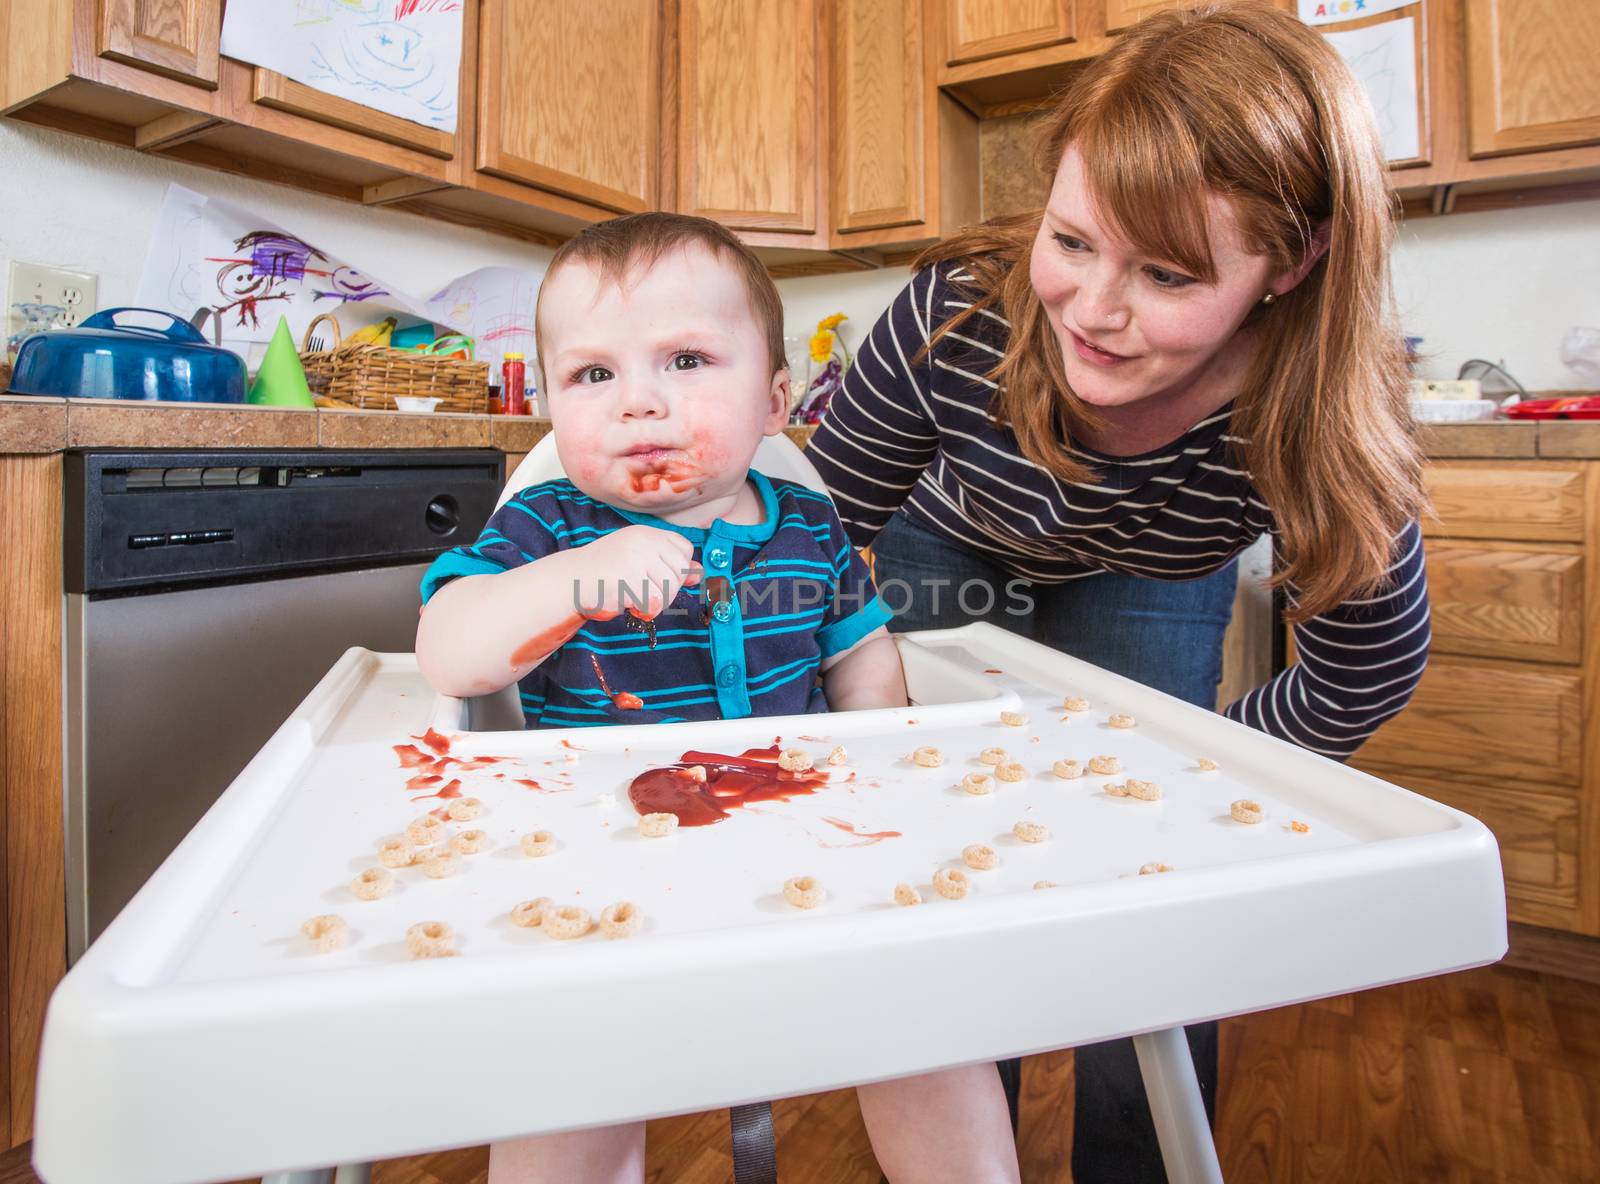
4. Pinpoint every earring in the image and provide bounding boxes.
[1261,293,1277,305]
